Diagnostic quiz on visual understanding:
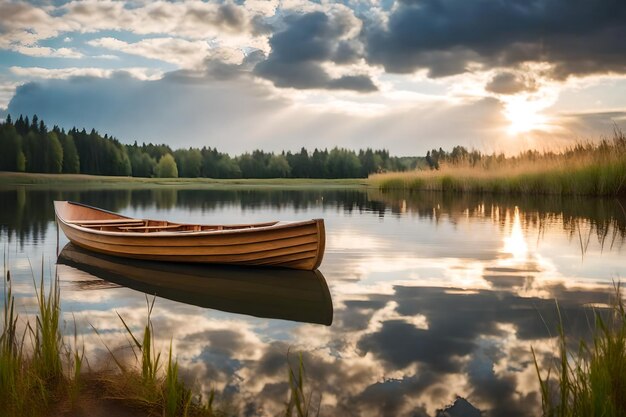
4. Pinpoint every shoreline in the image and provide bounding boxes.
[0,172,369,189]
